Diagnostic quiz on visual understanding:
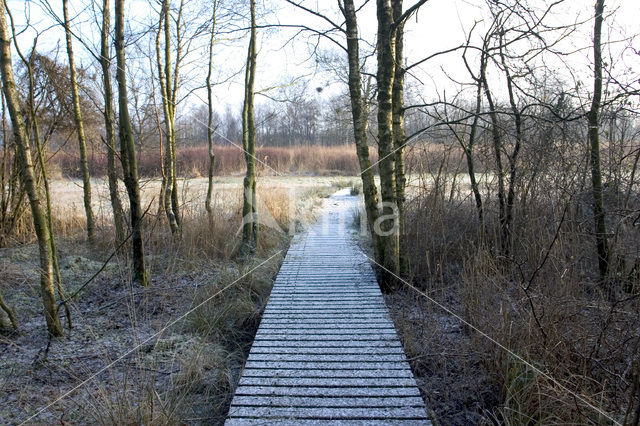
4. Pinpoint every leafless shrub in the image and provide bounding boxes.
[399,139,640,424]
